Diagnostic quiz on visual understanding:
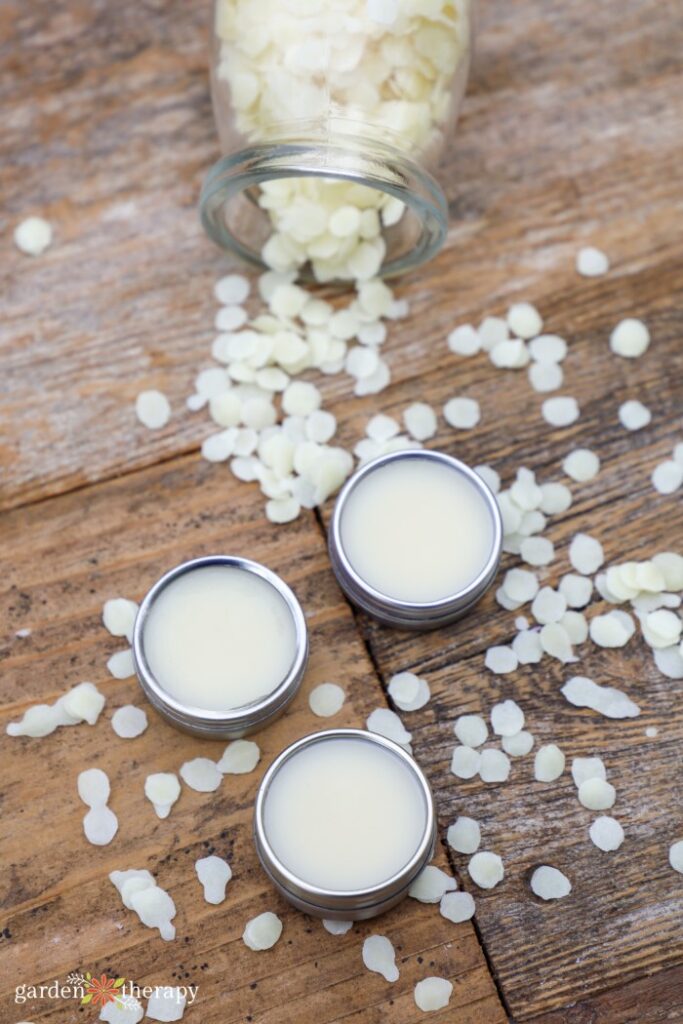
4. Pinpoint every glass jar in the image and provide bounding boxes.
[200,0,474,281]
